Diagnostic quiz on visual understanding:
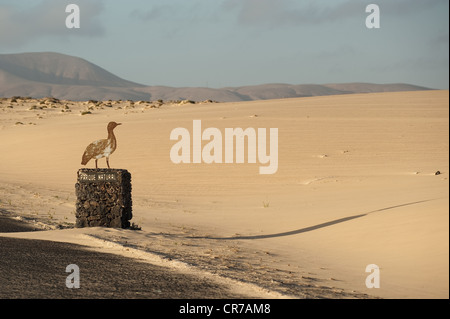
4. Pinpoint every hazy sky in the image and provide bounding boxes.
[0,0,448,89]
